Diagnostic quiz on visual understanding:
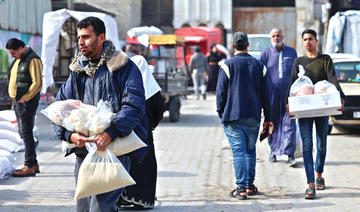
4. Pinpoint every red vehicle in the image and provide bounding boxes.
[175,26,223,65]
